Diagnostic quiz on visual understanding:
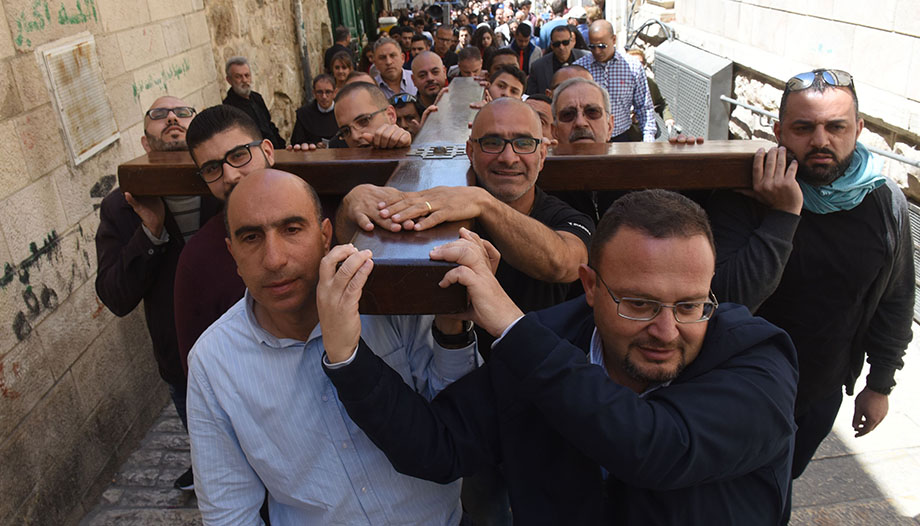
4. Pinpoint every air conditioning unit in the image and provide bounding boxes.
[653,40,732,140]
